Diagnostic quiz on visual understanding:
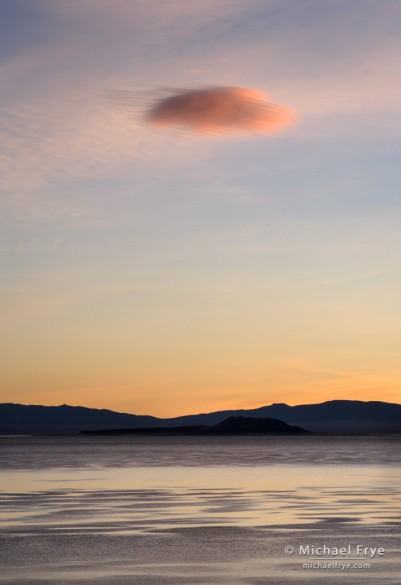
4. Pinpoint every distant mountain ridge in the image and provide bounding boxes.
[1,400,401,435]
[0,403,158,434]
